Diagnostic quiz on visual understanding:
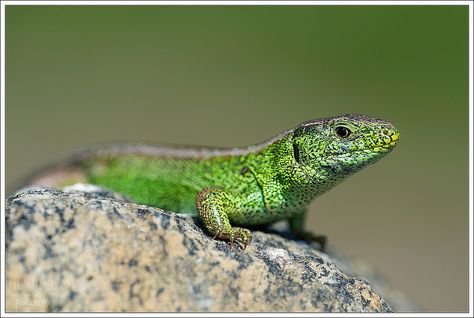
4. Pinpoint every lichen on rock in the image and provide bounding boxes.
[6,187,398,312]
